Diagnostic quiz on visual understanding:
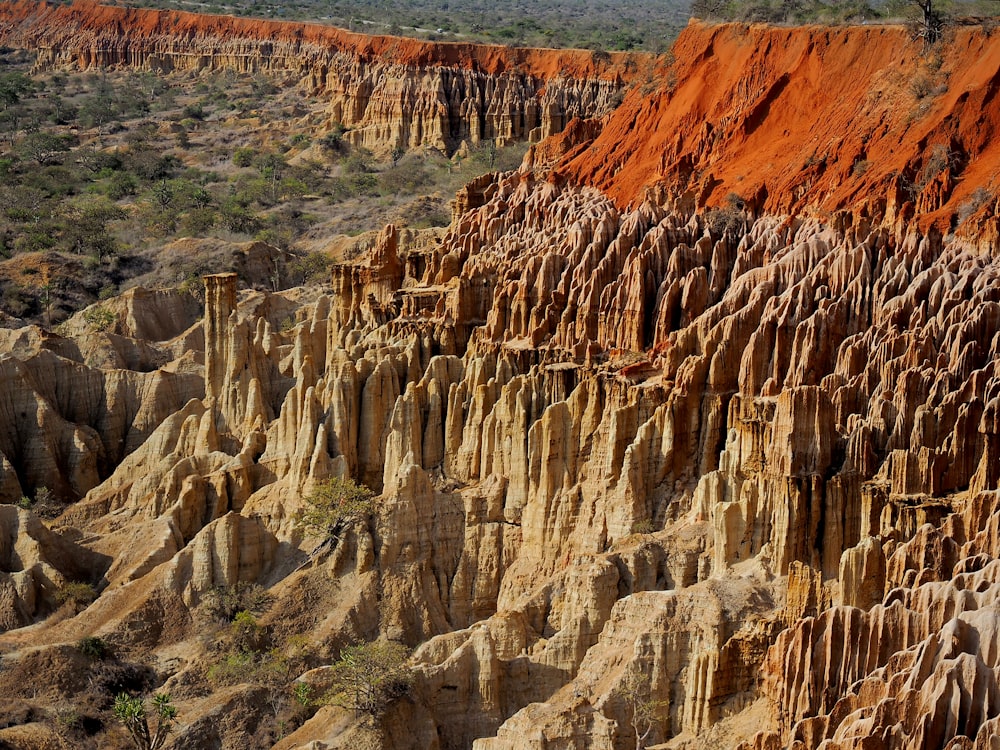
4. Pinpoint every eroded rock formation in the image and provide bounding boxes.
[0,13,998,750]
[0,0,637,156]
